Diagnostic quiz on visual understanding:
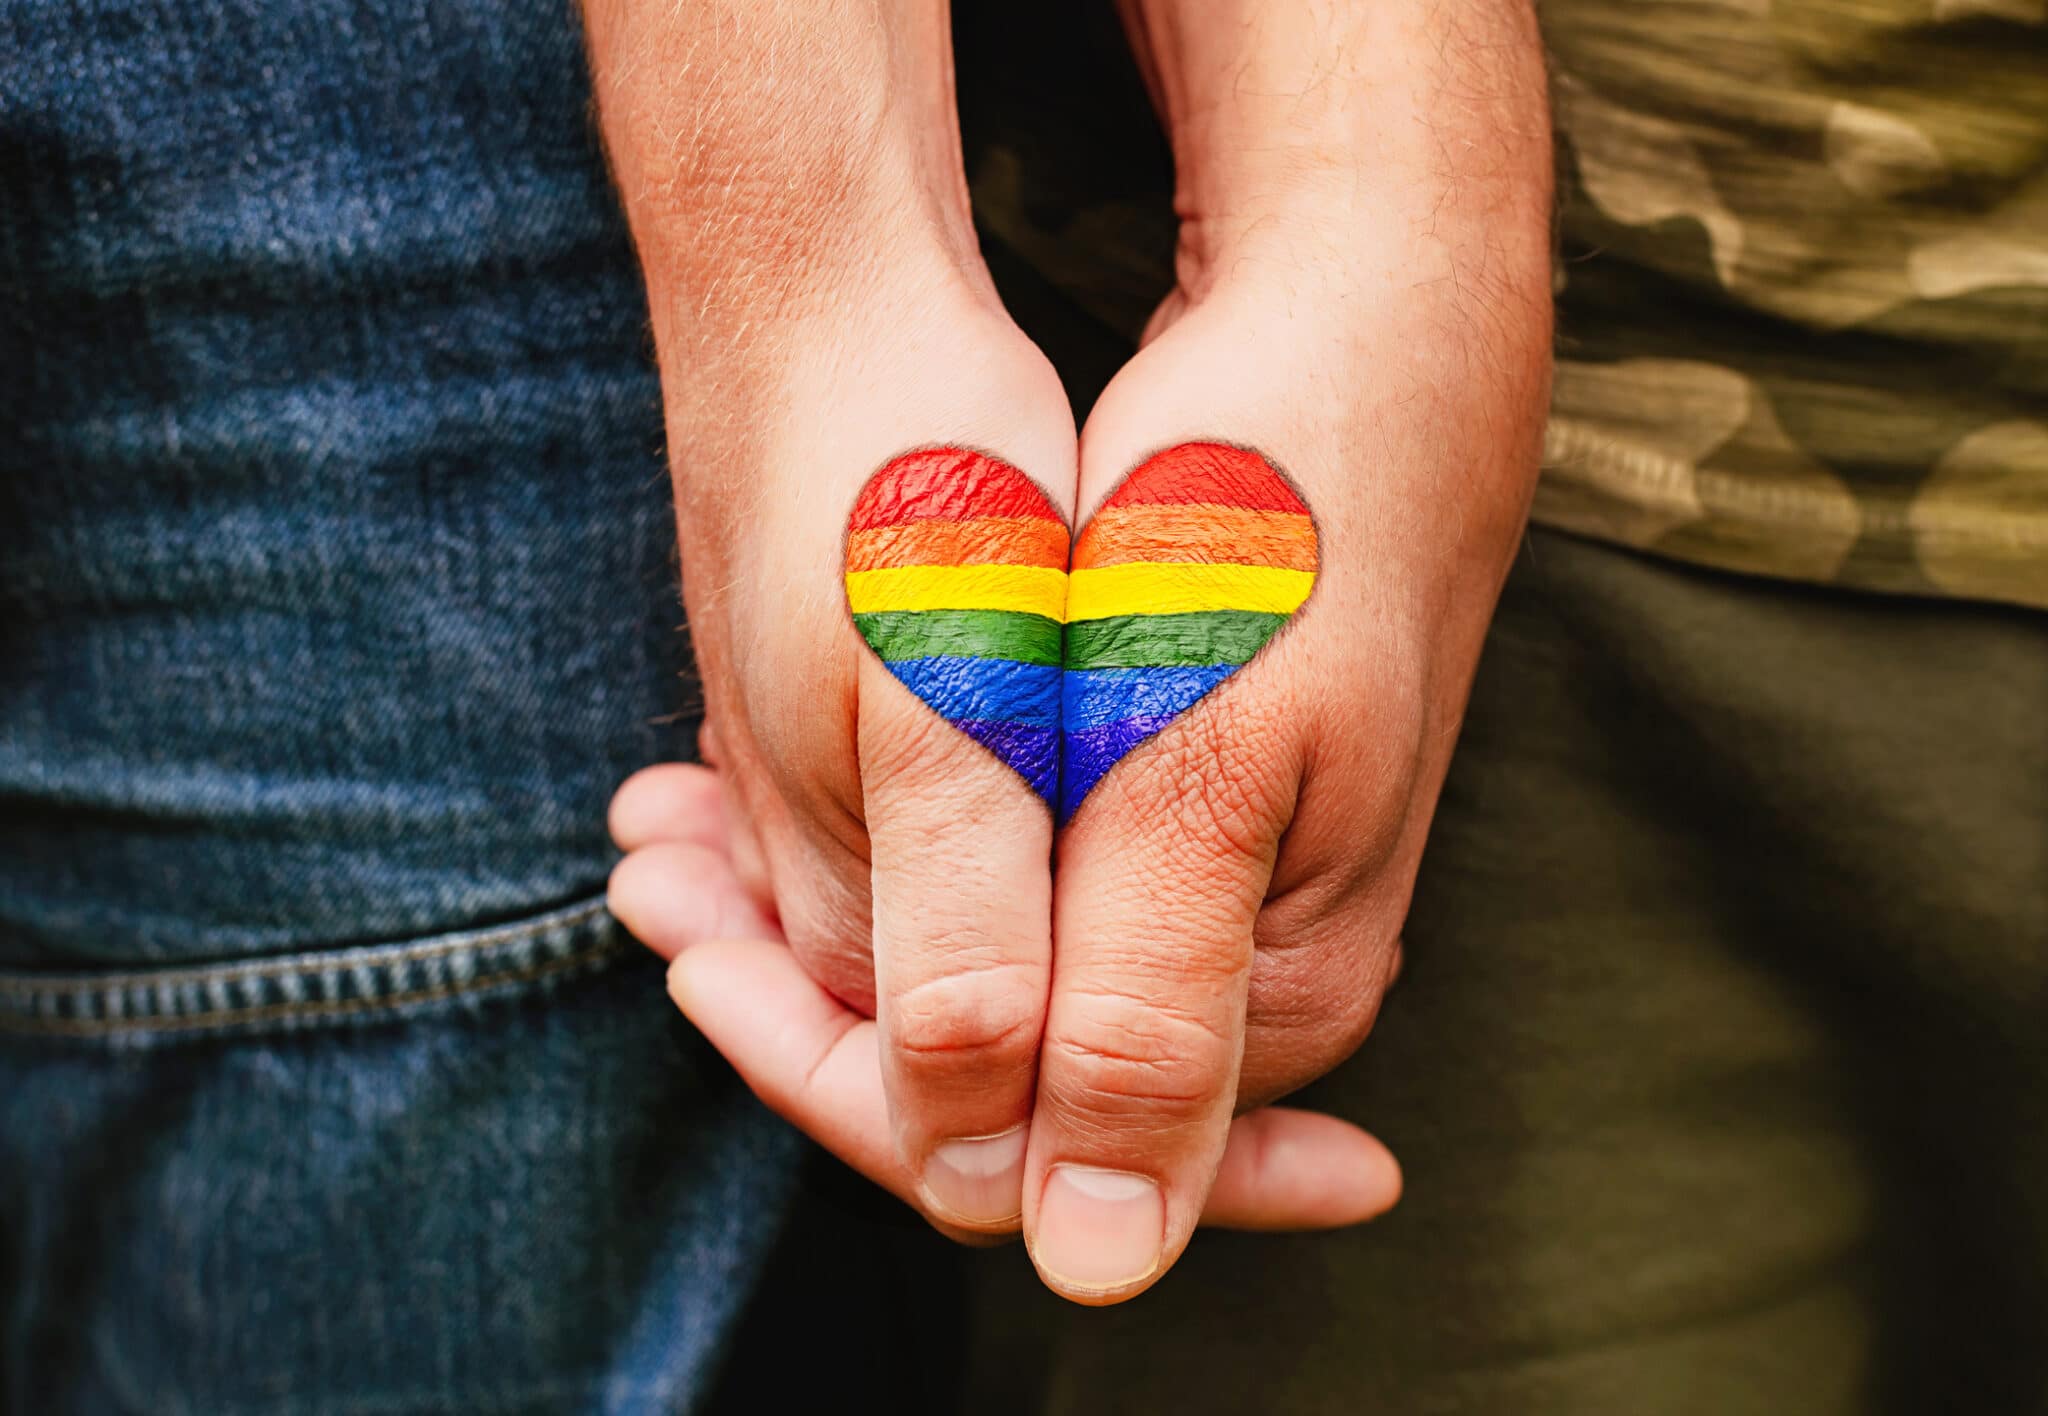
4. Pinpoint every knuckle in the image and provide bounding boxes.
[1045,983,1236,1122]
[888,956,1046,1077]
